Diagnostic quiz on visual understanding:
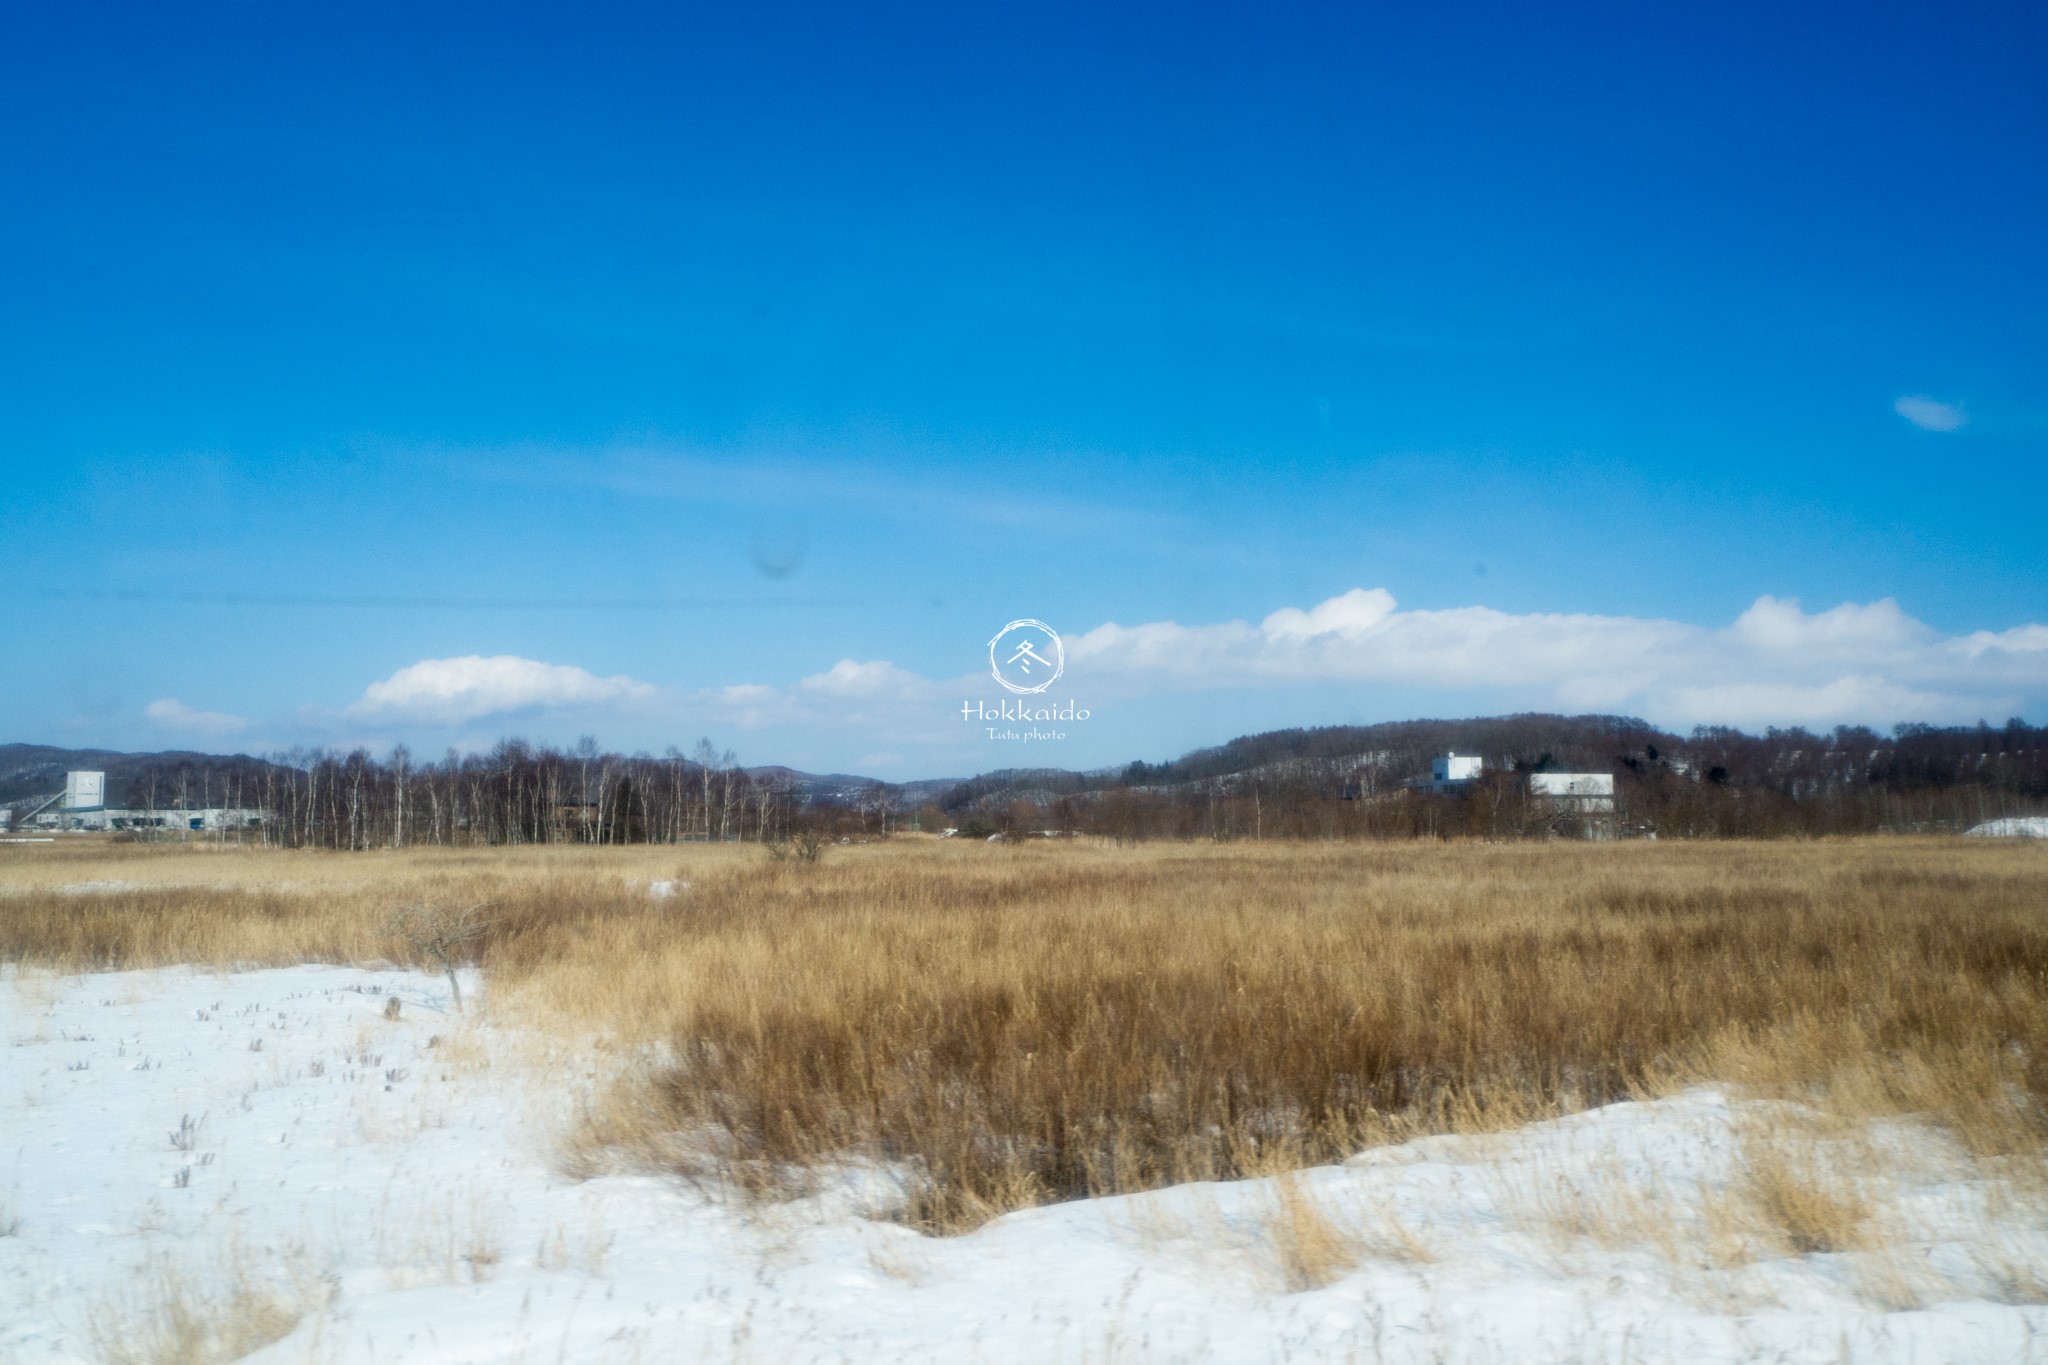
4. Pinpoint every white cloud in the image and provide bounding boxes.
[340,595,2043,758]
[700,659,951,734]
[1953,623,2048,660]
[1260,587,1398,640]
[144,698,248,735]
[346,656,657,726]
[1050,589,2048,729]
[679,589,2045,743]
[1894,395,1966,432]
[797,659,941,699]
[1725,595,1929,653]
